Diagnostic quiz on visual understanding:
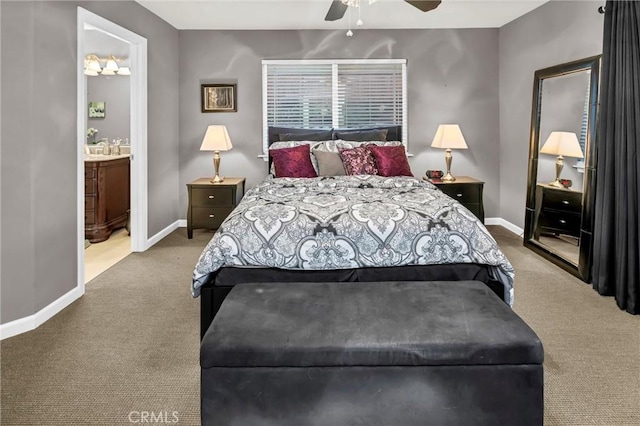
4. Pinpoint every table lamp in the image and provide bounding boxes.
[431,124,468,182]
[539,131,583,188]
[200,125,233,183]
